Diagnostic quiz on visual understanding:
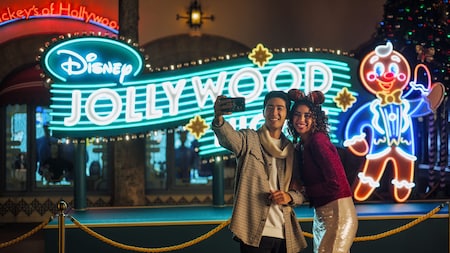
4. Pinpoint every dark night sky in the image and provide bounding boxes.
[139,0,387,52]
